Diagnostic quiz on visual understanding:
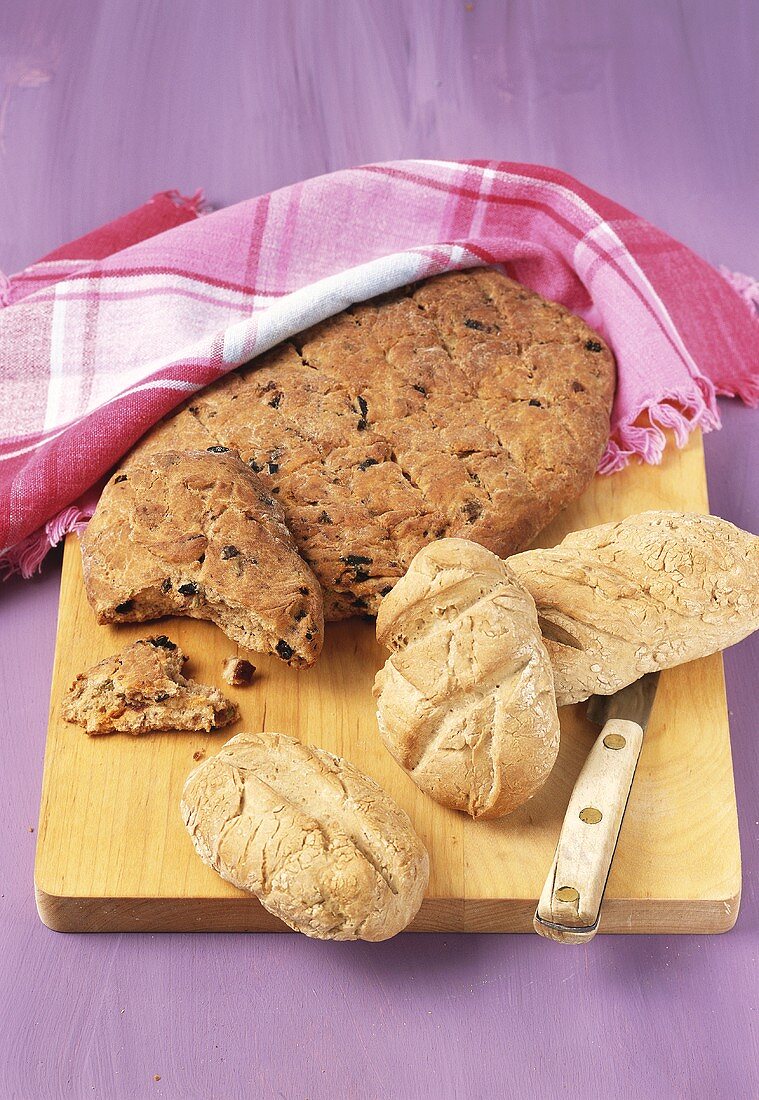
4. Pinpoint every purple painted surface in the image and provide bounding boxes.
[0,2,757,1097]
